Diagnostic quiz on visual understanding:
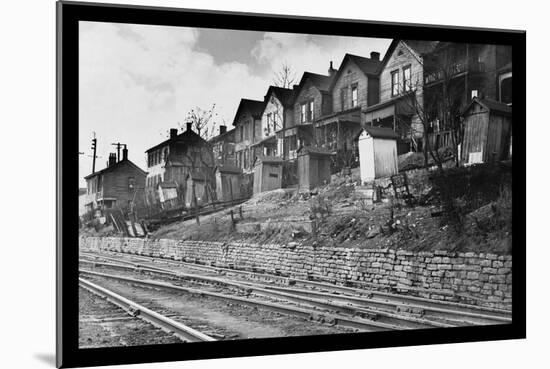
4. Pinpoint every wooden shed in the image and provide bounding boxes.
[357,126,399,183]
[157,181,179,208]
[184,171,212,208]
[461,97,512,165]
[253,155,283,195]
[215,165,243,202]
[297,146,333,190]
